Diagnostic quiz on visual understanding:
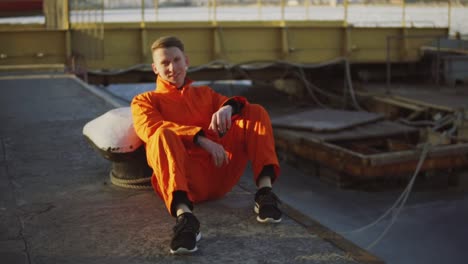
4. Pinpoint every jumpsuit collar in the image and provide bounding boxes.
[156,77,193,93]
